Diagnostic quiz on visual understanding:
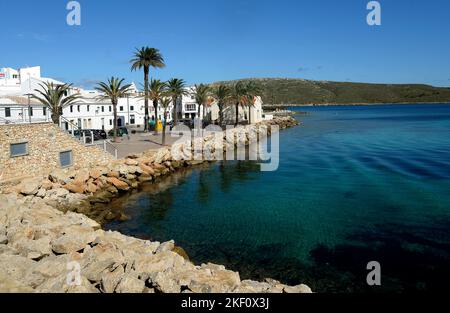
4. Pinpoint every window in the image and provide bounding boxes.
[130,106,134,111]
[130,114,135,124]
[87,105,90,112]
[29,107,33,116]
[185,104,196,111]
[10,142,28,157]
[59,150,73,168]
[5,107,11,117]
[109,106,112,112]
[109,119,113,125]
[119,106,124,111]
[77,105,80,112]
[70,105,73,113]
[101,106,104,112]
[12,74,18,79]
[43,107,46,116]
